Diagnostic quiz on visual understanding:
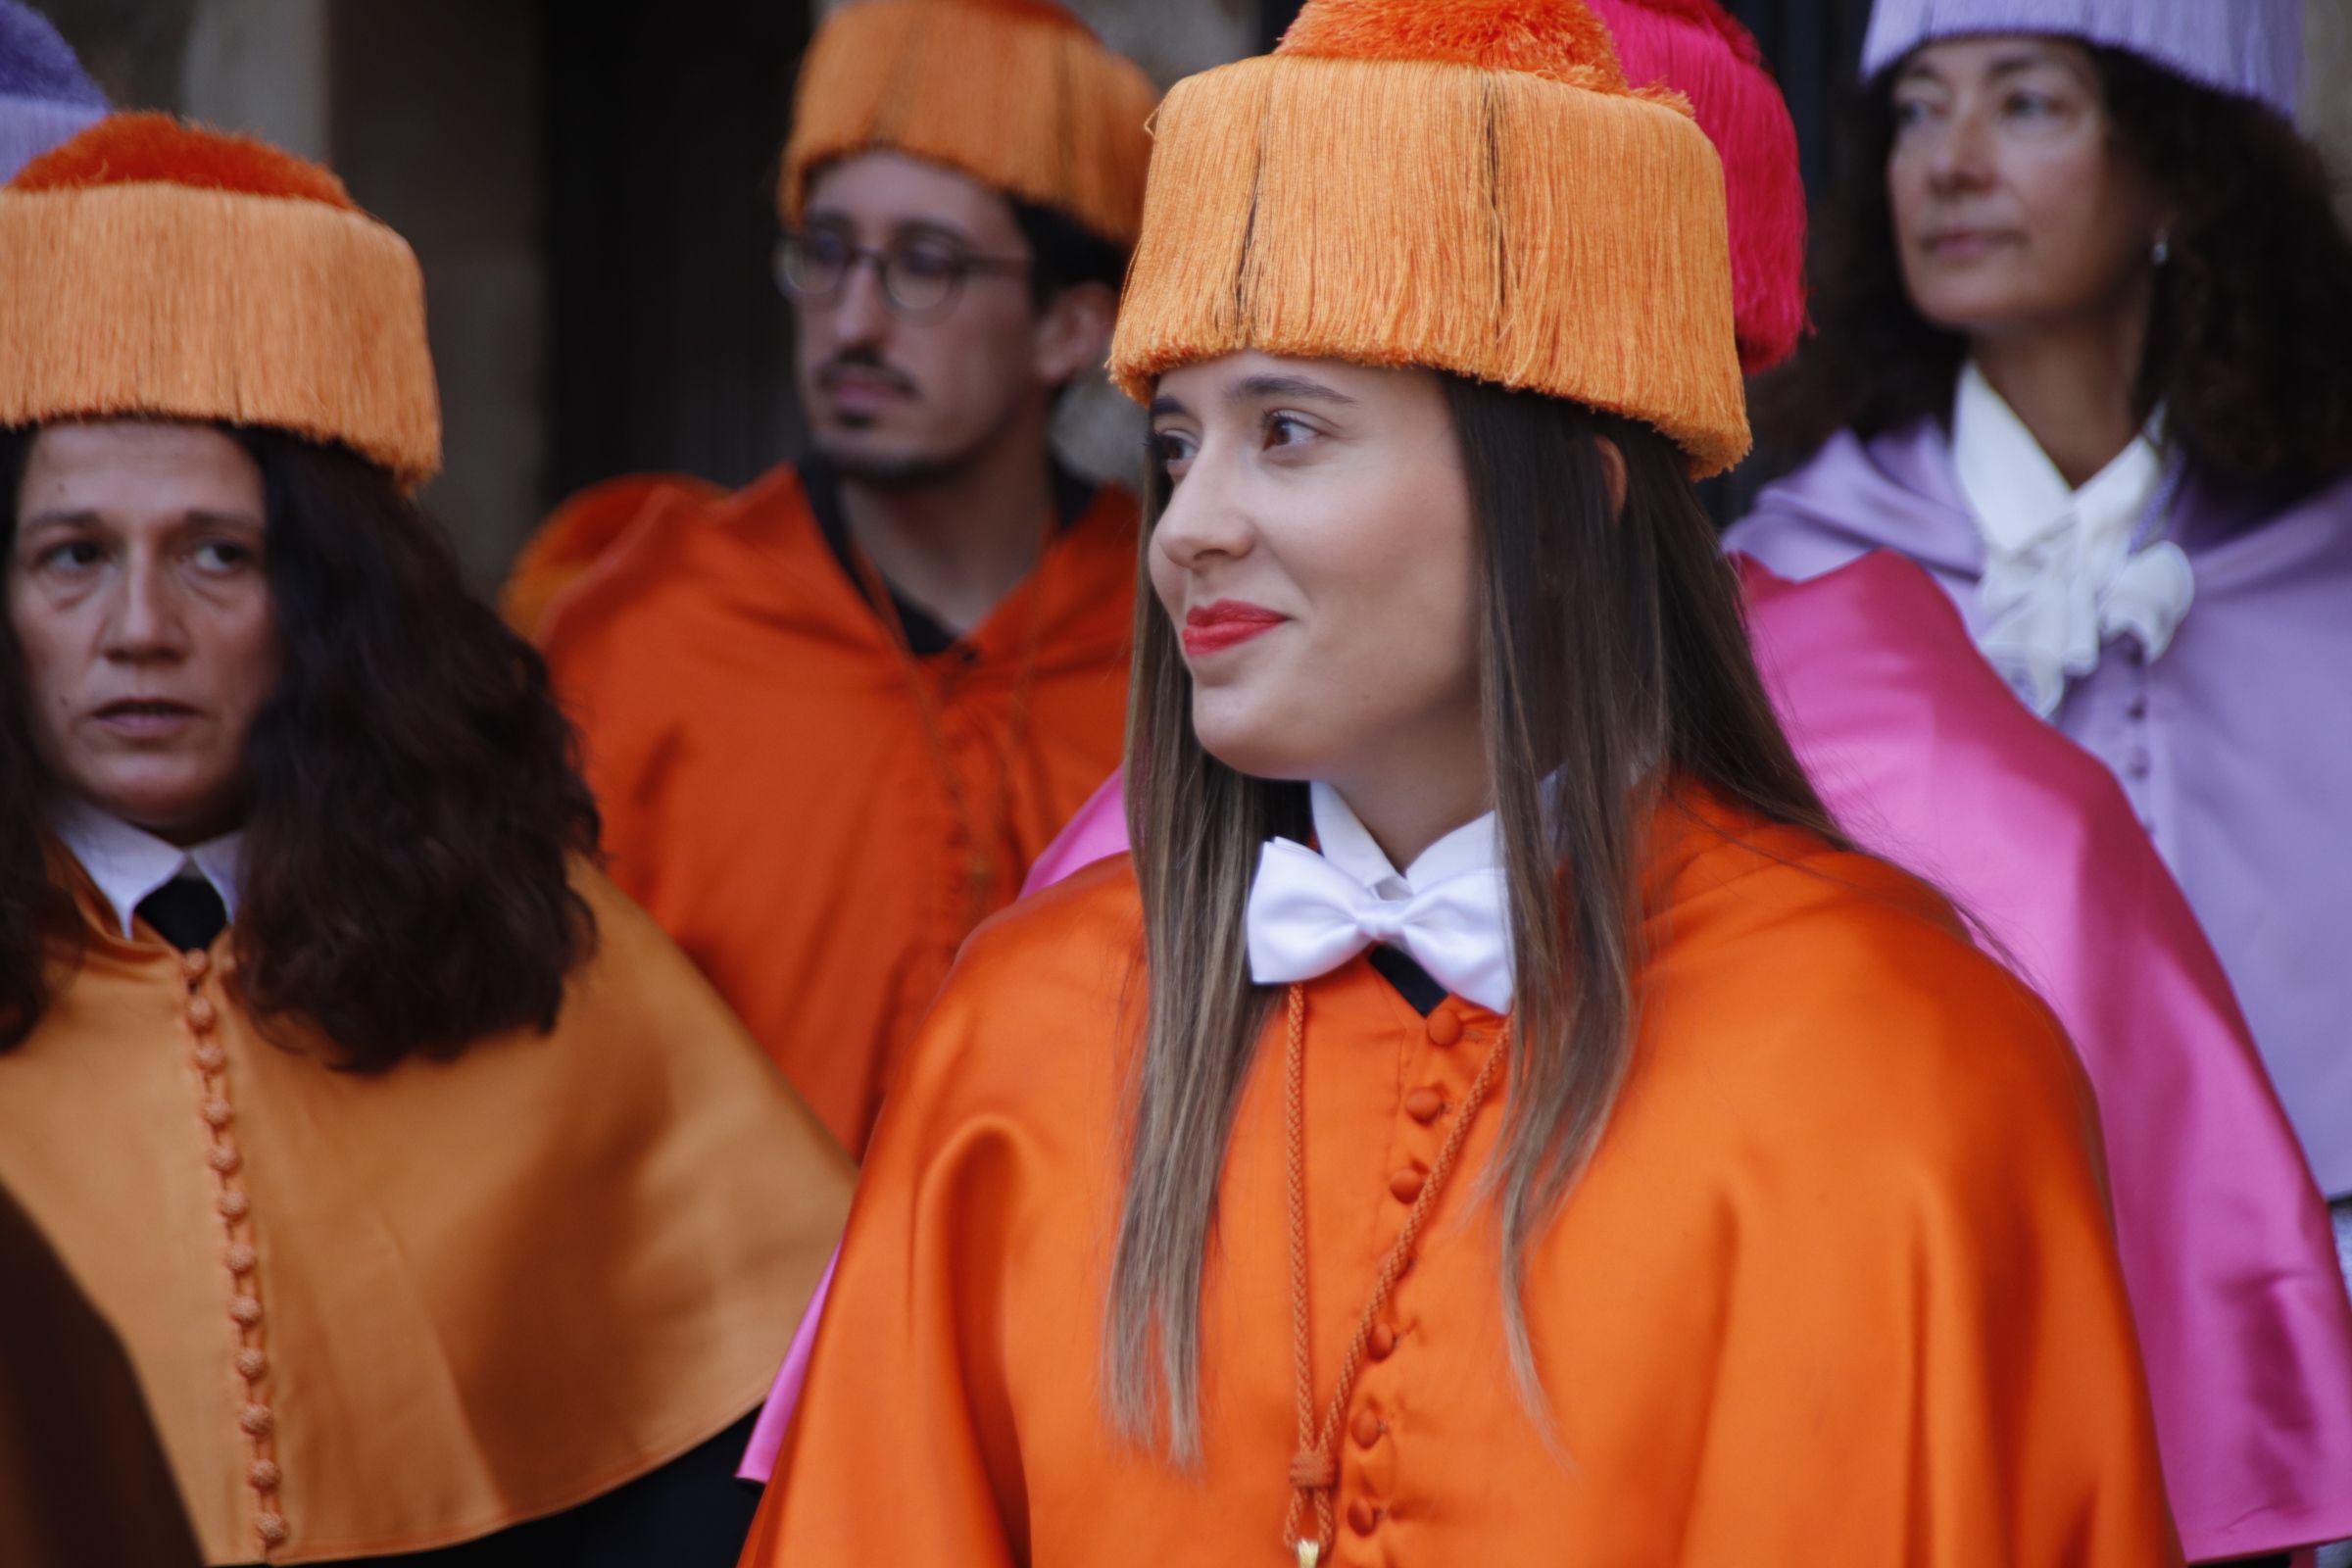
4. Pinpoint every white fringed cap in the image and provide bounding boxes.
[1861,0,2302,116]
